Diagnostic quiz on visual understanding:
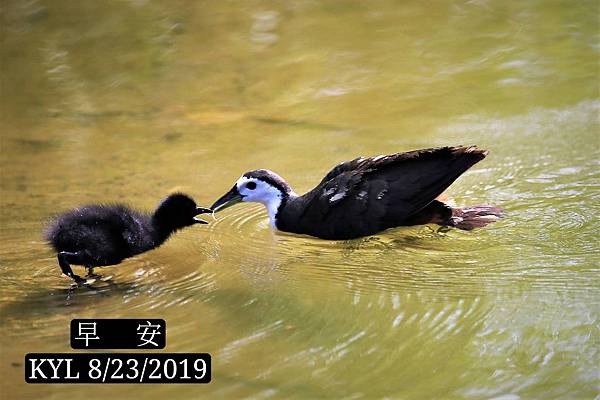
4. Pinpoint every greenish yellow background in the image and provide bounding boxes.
[1,1,598,399]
